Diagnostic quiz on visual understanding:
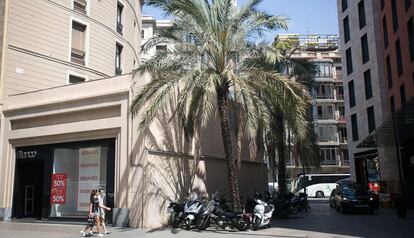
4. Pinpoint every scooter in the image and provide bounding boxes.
[183,193,203,230]
[245,193,274,230]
